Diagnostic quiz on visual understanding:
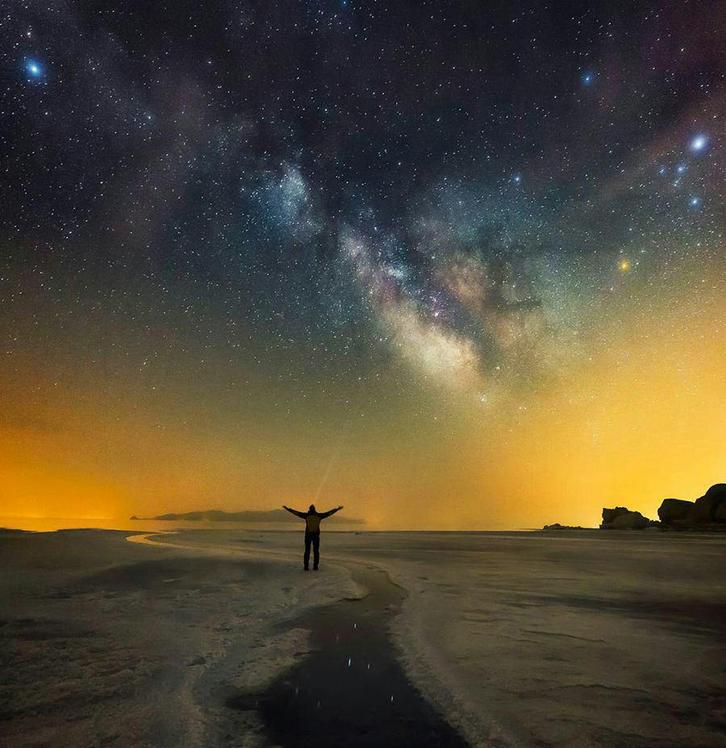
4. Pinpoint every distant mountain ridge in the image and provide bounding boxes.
[130,509,364,524]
